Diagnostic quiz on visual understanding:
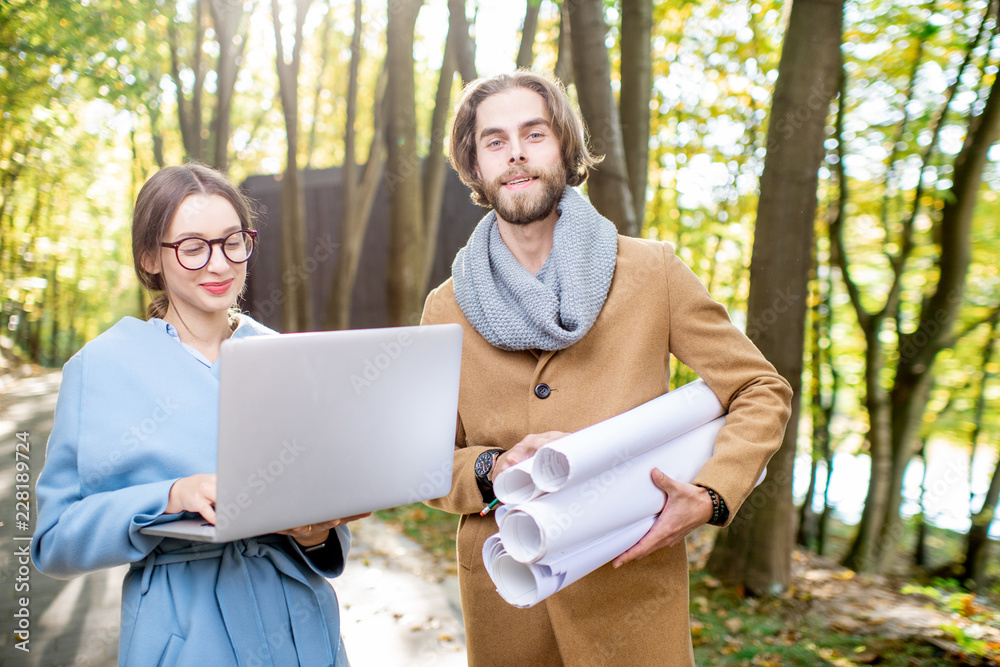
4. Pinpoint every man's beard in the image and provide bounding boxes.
[482,163,566,226]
